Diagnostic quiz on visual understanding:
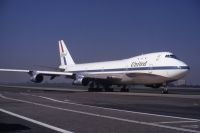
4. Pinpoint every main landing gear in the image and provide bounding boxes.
[161,86,168,94]
[88,82,102,92]
[88,82,113,92]
[120,85,129,92]
[88,83,130,92]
